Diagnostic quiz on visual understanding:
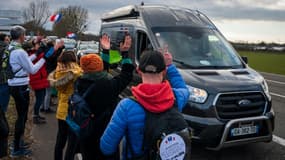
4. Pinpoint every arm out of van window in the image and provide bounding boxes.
[167,64,190,111]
